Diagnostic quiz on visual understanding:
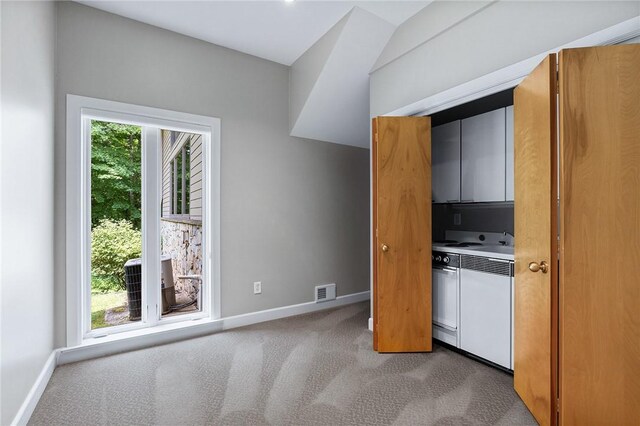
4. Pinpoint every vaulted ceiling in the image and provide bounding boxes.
[78,1,433,148]
[79,1,430,65]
